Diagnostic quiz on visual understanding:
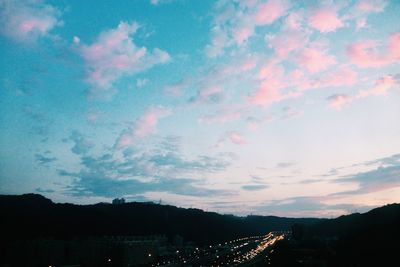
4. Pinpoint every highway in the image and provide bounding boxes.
[152,232,286,267]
